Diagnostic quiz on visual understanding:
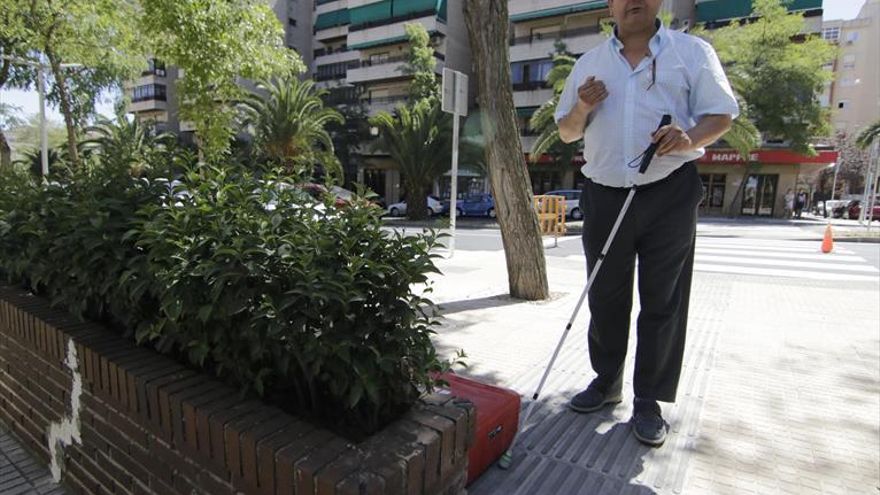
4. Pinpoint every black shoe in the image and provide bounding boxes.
[568,381,622,413]
[631,398,668,447]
